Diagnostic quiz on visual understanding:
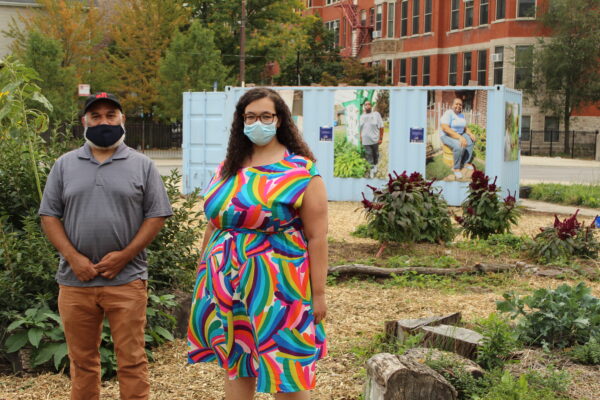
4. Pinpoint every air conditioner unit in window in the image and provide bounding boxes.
[372,30,382,39]
[491,53,503,63]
